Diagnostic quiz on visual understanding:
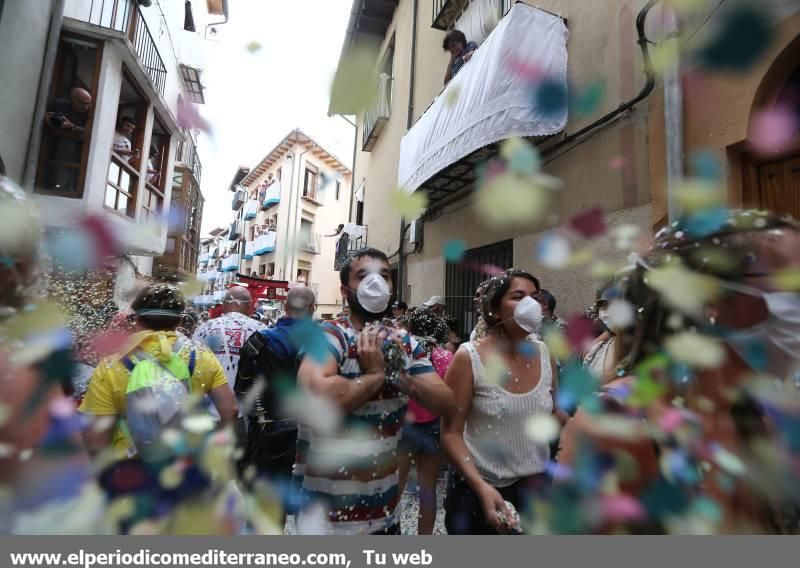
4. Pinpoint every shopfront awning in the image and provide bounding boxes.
[398,3,568,198]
